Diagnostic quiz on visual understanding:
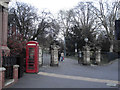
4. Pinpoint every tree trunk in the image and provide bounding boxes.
[64,36,66,56]
[109,41,114,52]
